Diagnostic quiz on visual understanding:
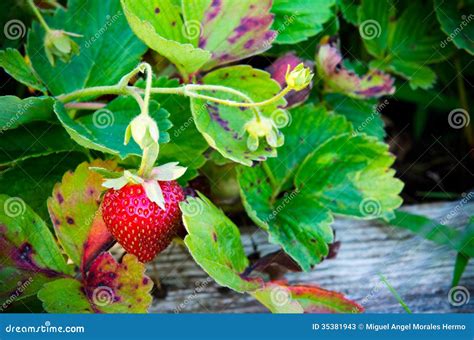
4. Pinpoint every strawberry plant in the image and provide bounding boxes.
[0,0,471,313]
